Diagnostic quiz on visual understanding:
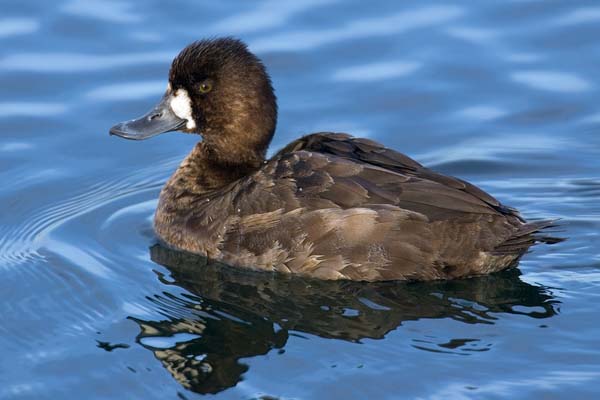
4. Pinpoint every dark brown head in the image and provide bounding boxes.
[110,38,277,167]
